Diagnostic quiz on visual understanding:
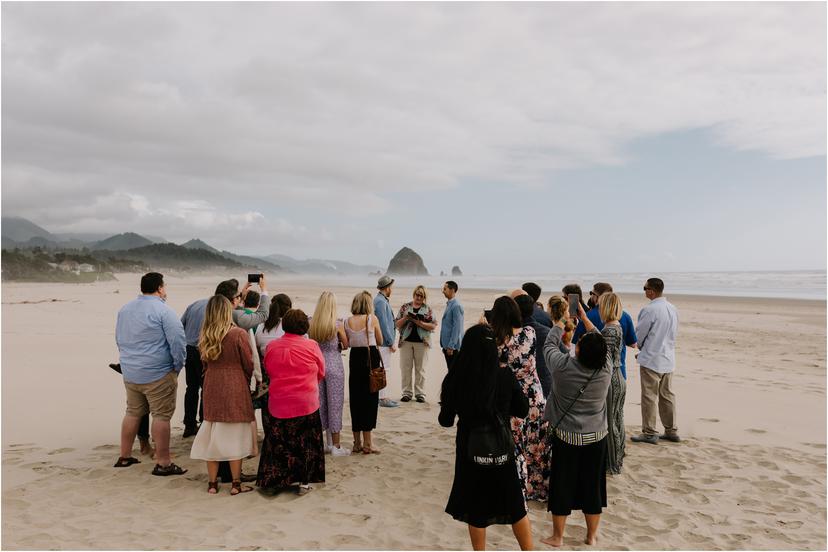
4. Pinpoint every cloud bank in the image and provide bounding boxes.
[2,2,825,251]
